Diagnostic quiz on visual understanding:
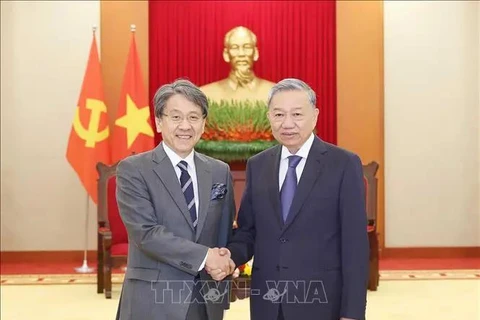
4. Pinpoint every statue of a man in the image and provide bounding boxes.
[200,26,274,103]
